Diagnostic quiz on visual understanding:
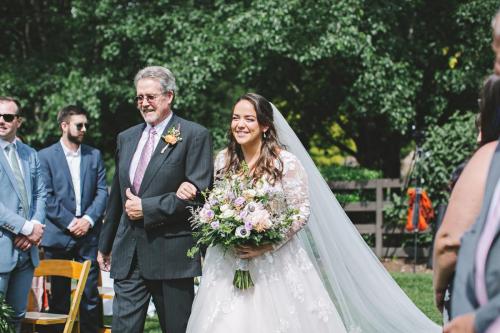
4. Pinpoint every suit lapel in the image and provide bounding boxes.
[124,124,146,189]
[80,145,89,201]
[0,145,23,202]
[139,115,179,195]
